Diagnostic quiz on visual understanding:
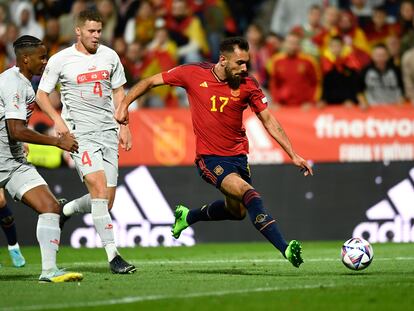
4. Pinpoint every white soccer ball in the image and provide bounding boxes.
[341,237,374,271]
